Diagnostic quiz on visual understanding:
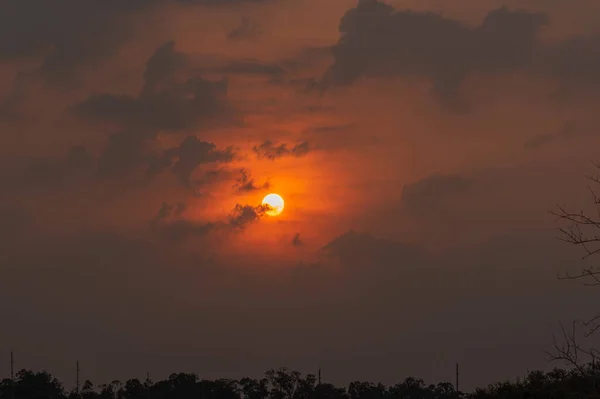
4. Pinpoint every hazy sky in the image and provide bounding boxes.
[1,0,600,391]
